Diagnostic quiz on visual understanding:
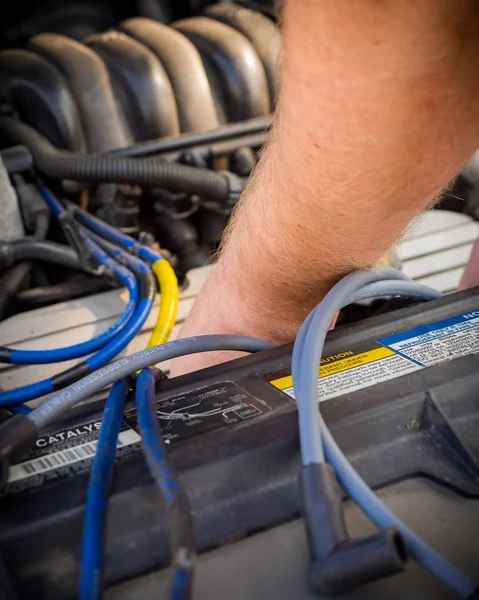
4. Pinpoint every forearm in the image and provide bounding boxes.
[175,0,479,364]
